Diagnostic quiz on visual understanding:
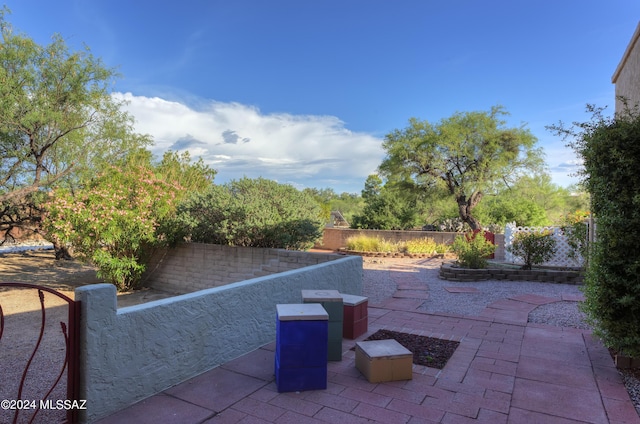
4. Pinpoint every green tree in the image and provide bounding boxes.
[156,151,216,194]
[351,175,421,230]
[0,9,150,243]
[329,192,364,226]
[474,195,548,228]
[550,104,640,356]
[505,174,588,225]
[302,187,366,227]
[174,177,324,250]
[379,106,543,230]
